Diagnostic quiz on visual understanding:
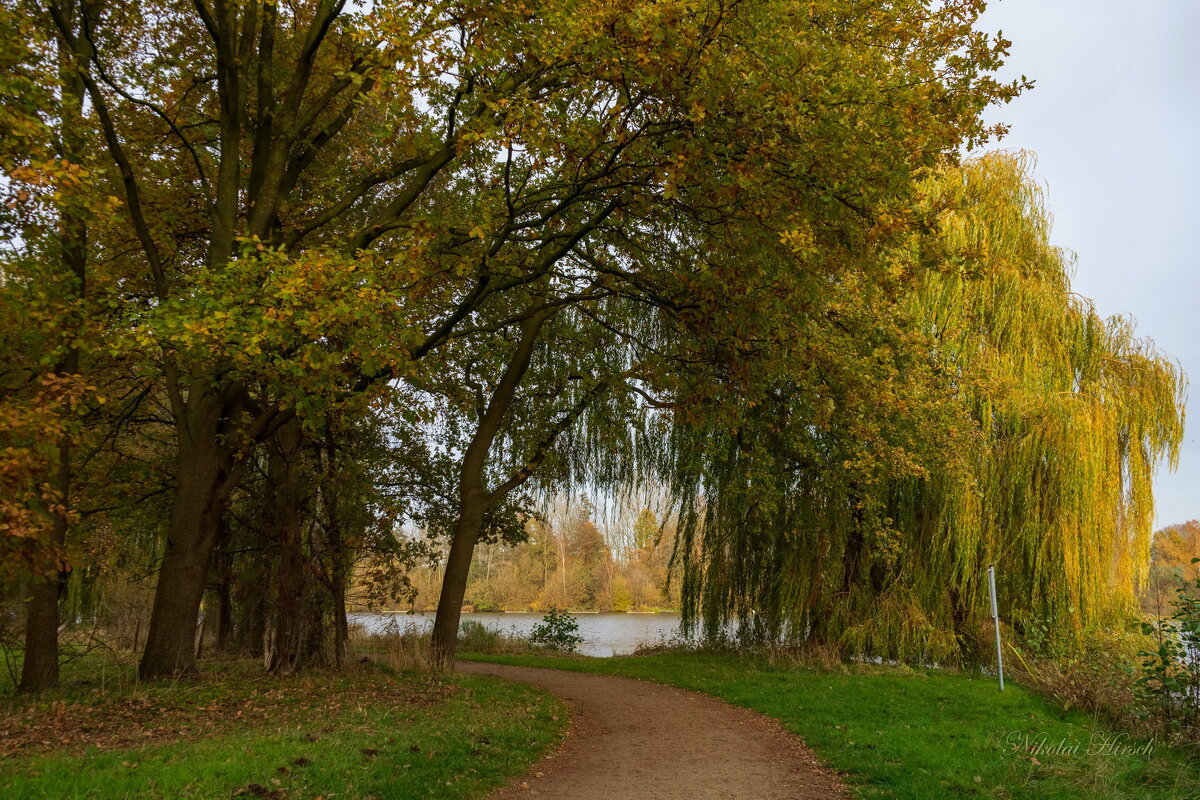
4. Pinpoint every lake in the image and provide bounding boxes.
[350,611,687,657]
